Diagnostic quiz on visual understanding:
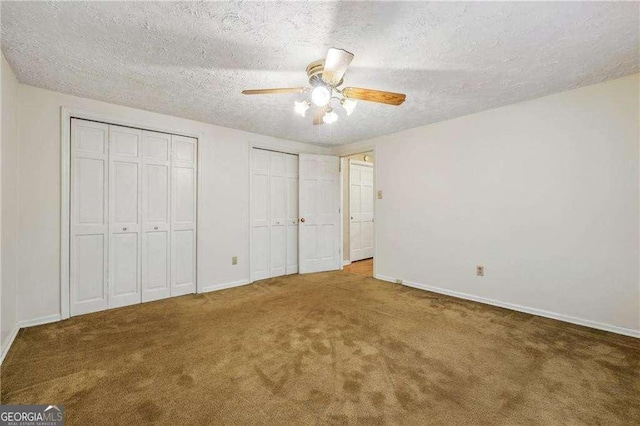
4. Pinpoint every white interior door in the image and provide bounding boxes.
[171,135,197,296]
[350,161,374,262]
[142,130,171,302]
[108,125,142,309]
[298,154,341,273]
[70,119,110,316]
